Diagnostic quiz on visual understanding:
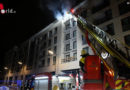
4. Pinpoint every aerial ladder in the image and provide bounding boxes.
[70,0,130,90]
